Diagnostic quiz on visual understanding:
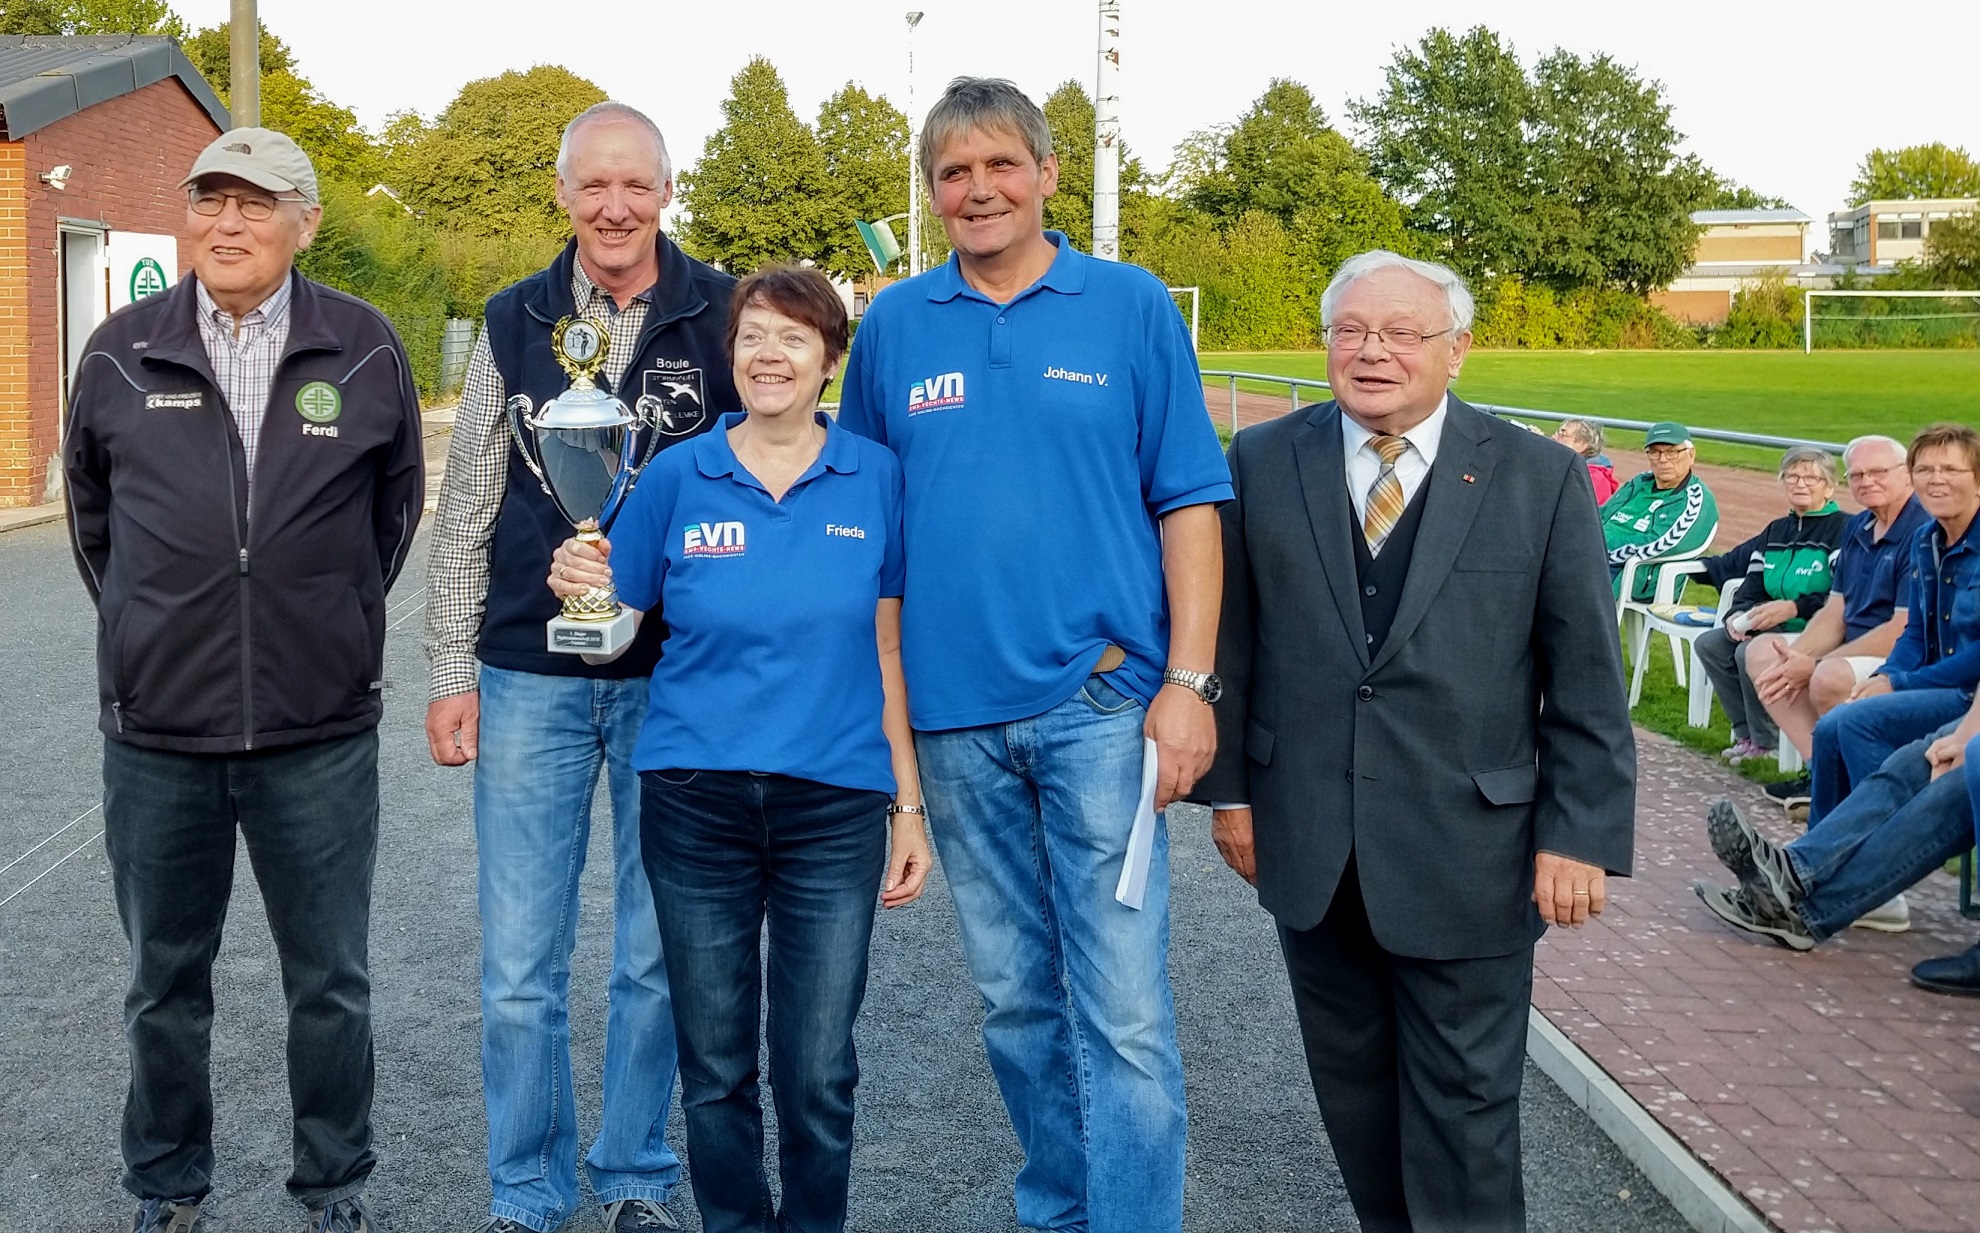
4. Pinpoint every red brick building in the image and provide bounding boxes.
[0,36,227,507]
